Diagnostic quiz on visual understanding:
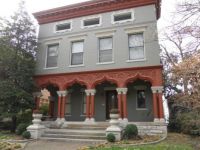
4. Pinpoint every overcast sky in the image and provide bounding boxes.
[0,0,179,31]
